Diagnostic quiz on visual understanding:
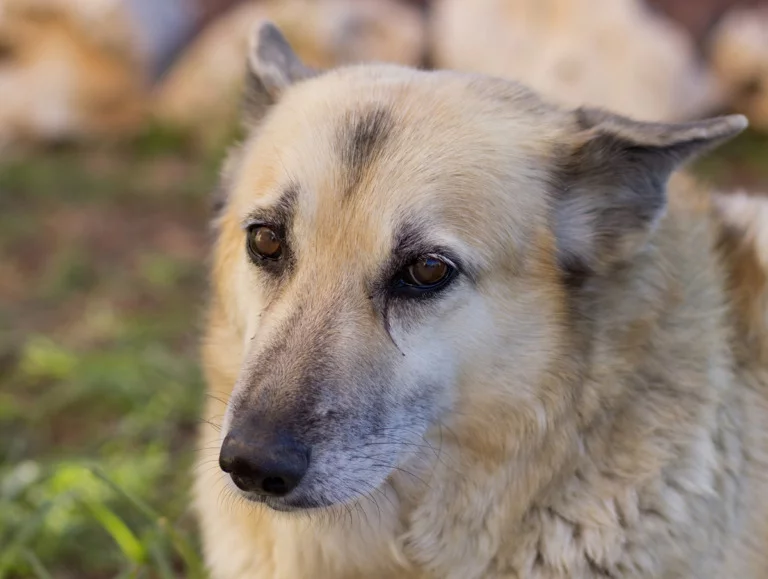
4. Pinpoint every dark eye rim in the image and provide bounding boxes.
[245,223,284,262]
[391,254,458,297]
